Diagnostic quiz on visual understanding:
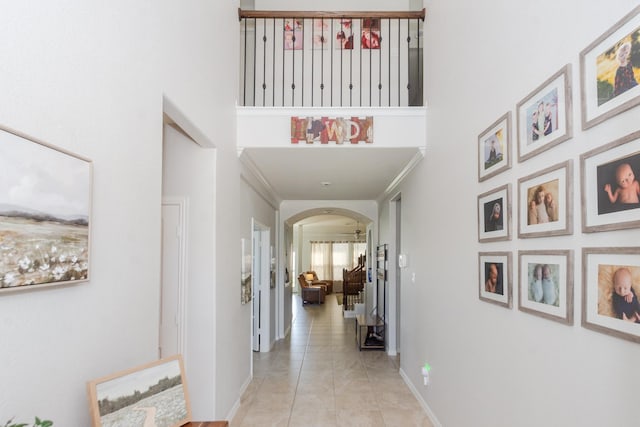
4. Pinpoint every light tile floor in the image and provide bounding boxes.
[230,293,434,427]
